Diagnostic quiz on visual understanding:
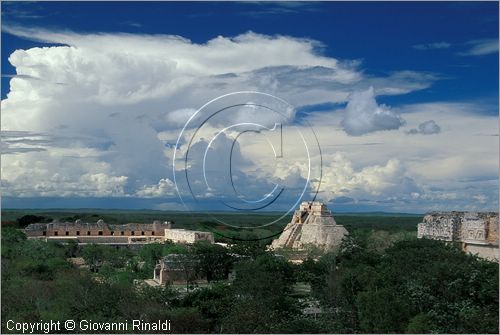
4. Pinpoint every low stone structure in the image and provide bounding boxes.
[417,212,499,261]
[153,254,202,285]
[271,201,348,251]
[164,228,214,244]
[25,220,171,238]
[24,220,214,246]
